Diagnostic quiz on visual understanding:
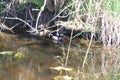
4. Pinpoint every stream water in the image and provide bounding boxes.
[0,32,64,80]
[0,32,120,80]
